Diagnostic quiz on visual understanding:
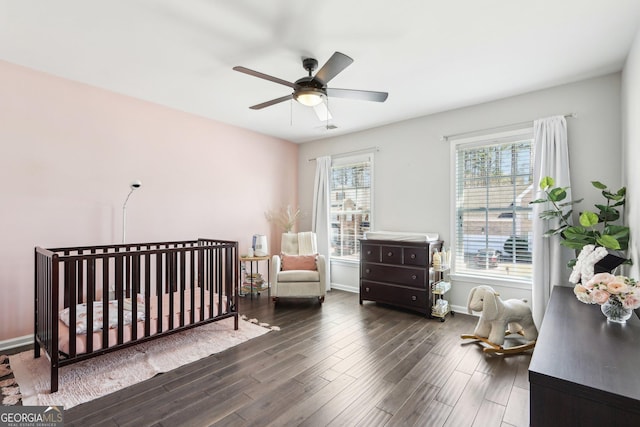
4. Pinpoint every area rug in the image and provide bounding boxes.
[1,355,21,405]
[5,316,277,409]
